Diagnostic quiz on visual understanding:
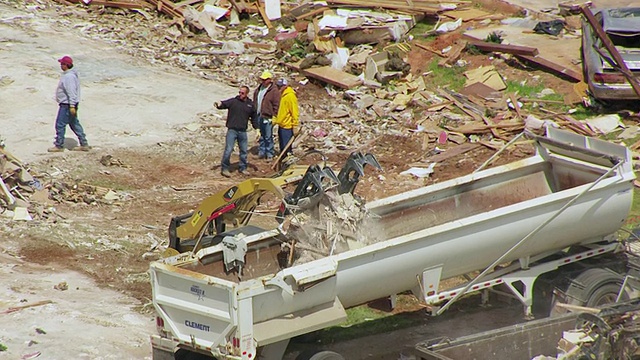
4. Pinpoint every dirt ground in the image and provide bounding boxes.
[0,0,599,358]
